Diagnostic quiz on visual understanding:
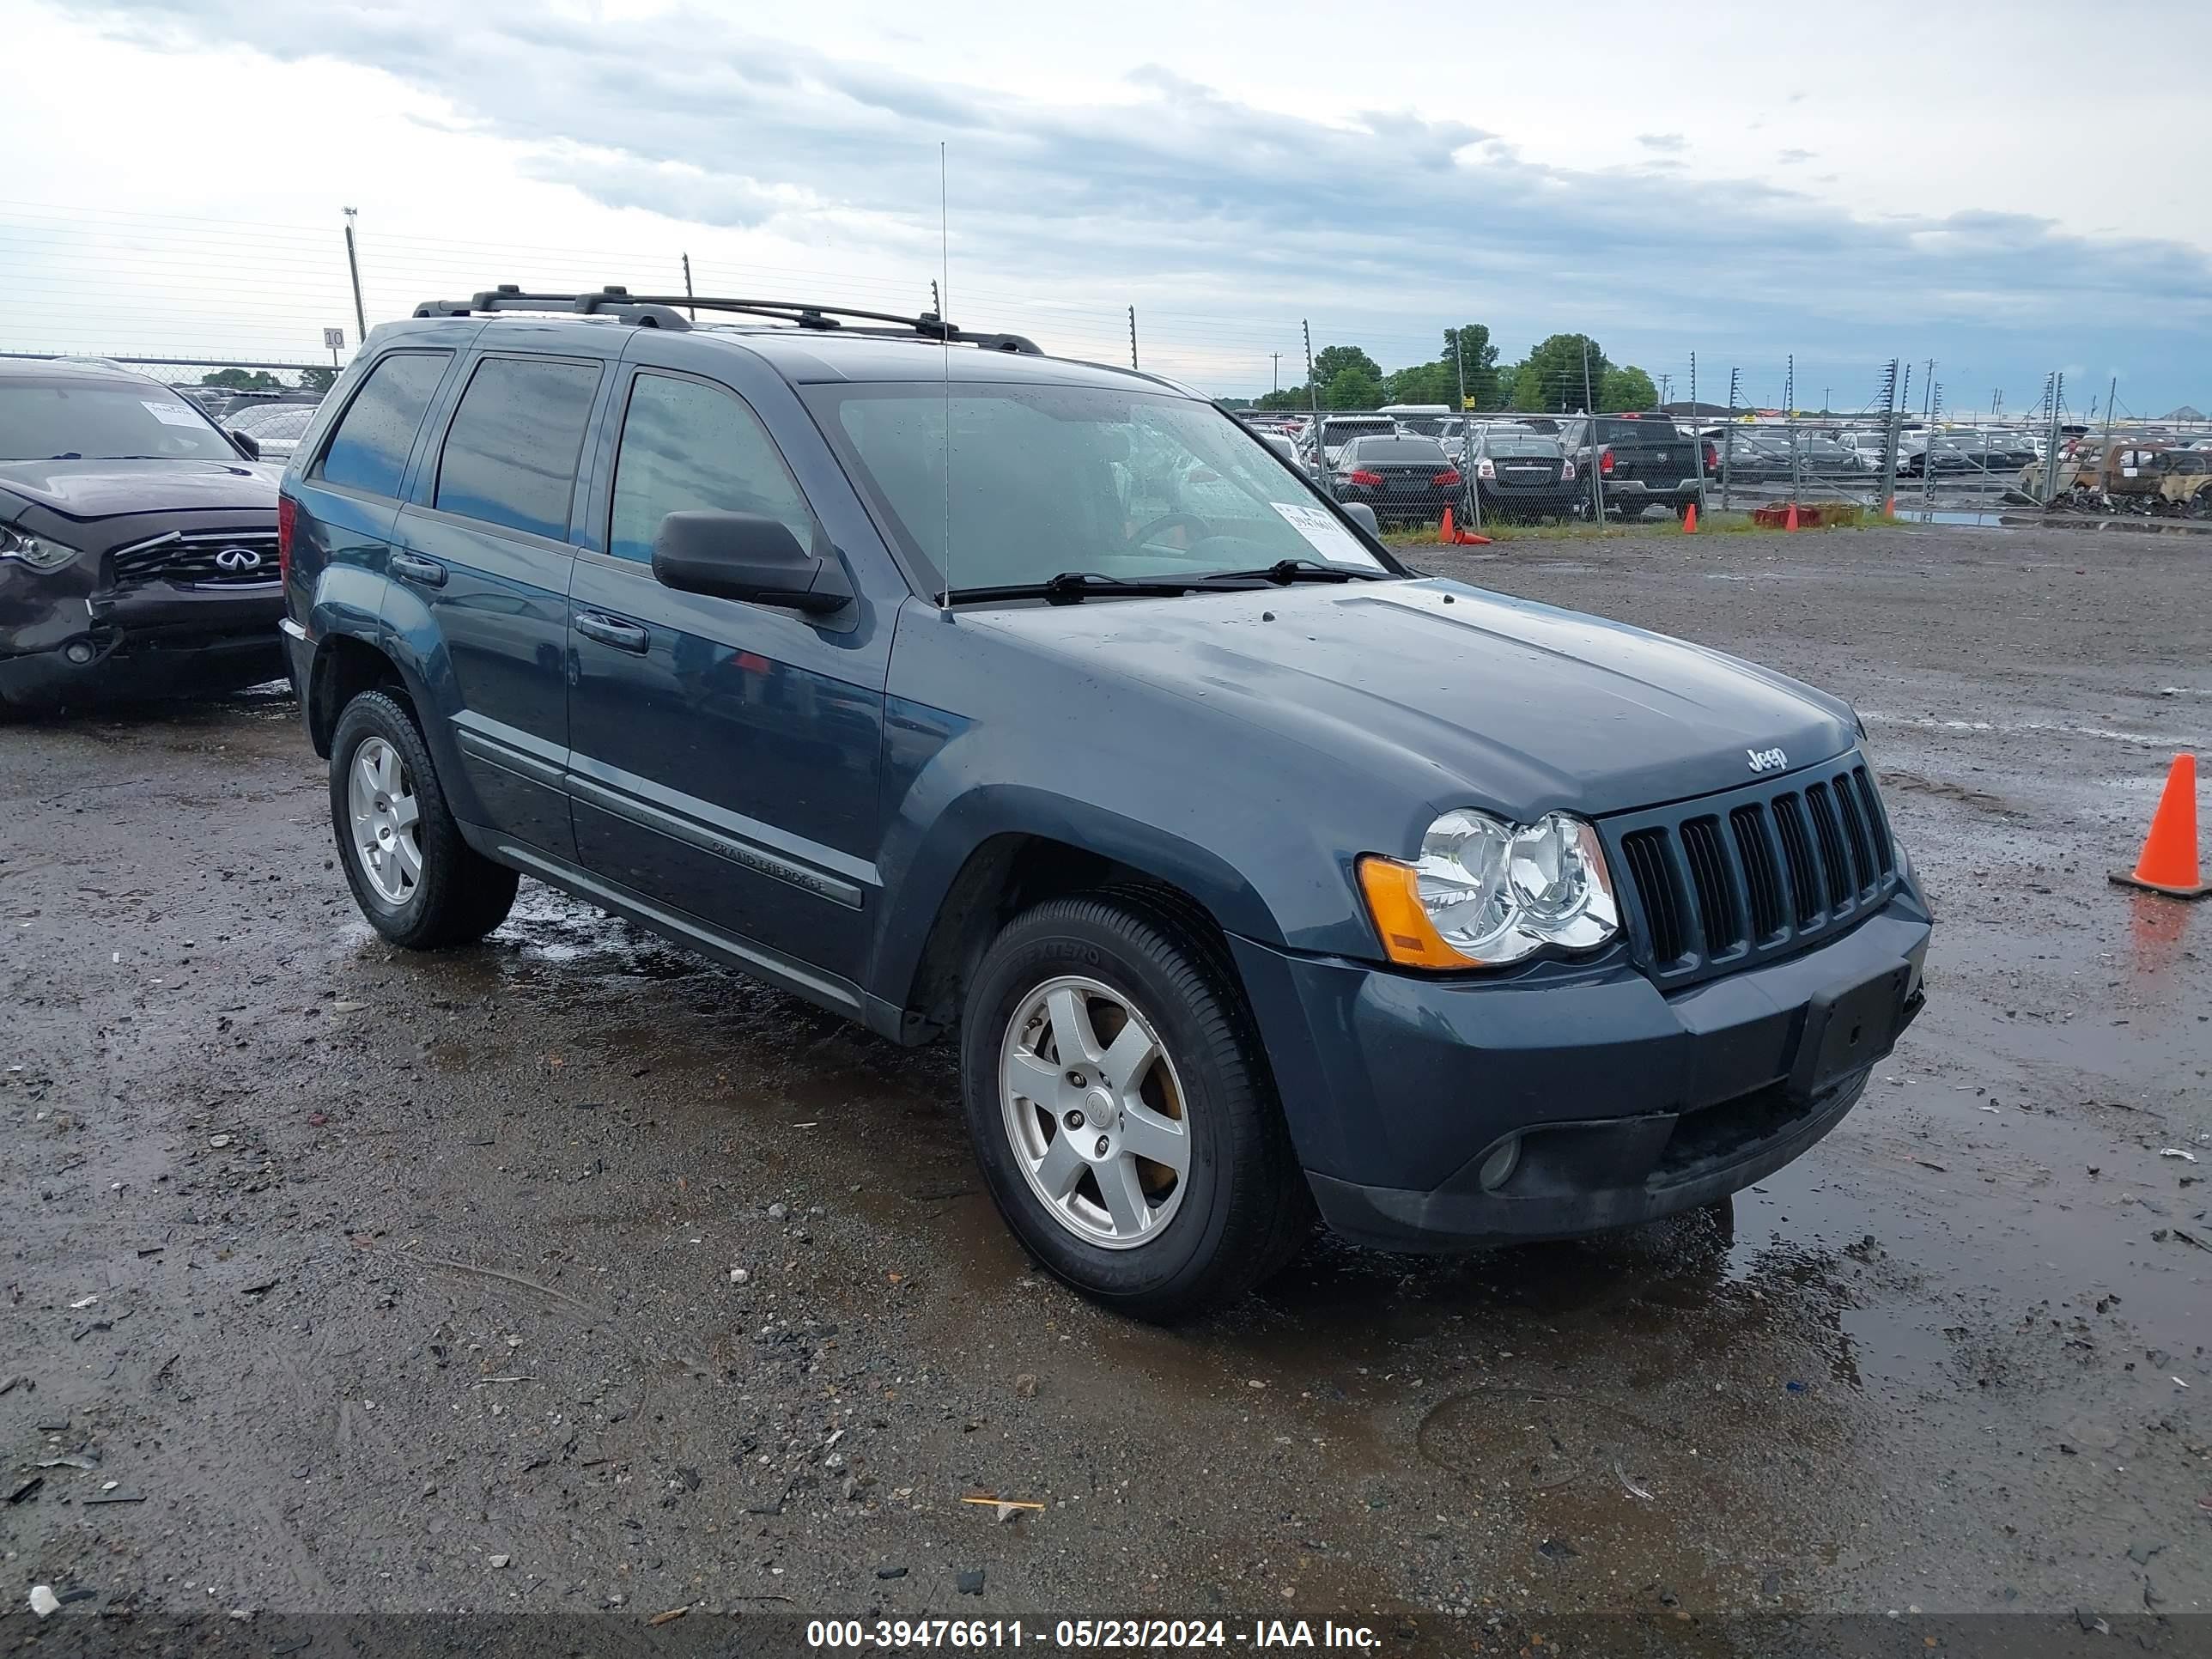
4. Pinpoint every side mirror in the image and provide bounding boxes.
[230,429,262,462]
[650,511,851,616]
[1340,501,1380,538]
